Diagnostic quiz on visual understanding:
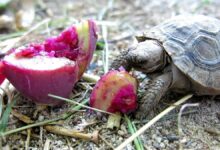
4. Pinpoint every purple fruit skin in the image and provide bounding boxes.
[2,59,78,105]
[1,20,97,105]
[90,70,138,113]
[77,20,98,79]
